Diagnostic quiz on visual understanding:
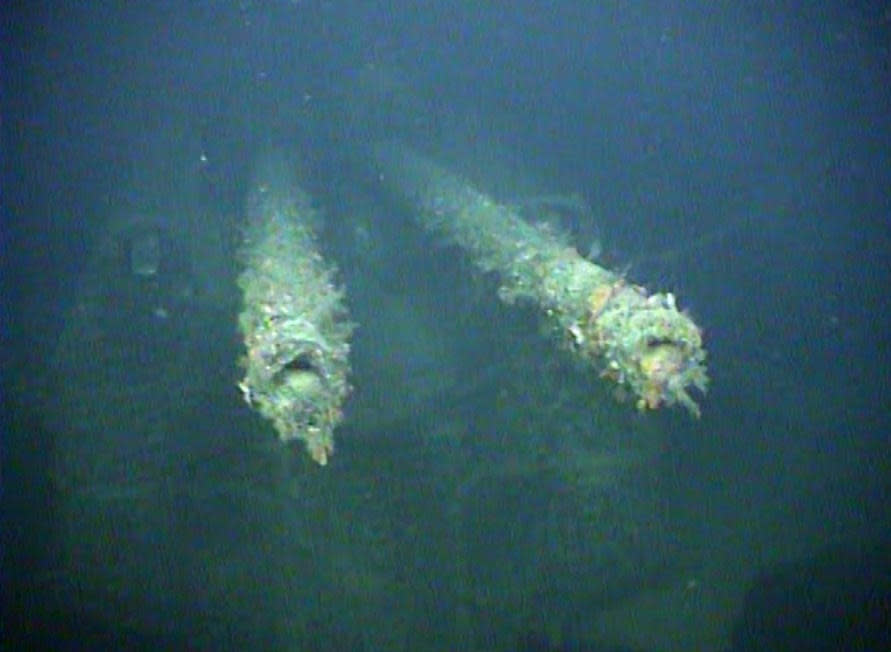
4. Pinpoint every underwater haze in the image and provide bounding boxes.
[3,1,891,650]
